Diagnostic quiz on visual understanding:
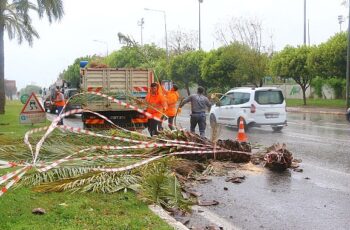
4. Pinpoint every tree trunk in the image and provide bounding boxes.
[0,22,5,114]
[302,86,307,105]
[259,78,263,87]
[185,83,190,96]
